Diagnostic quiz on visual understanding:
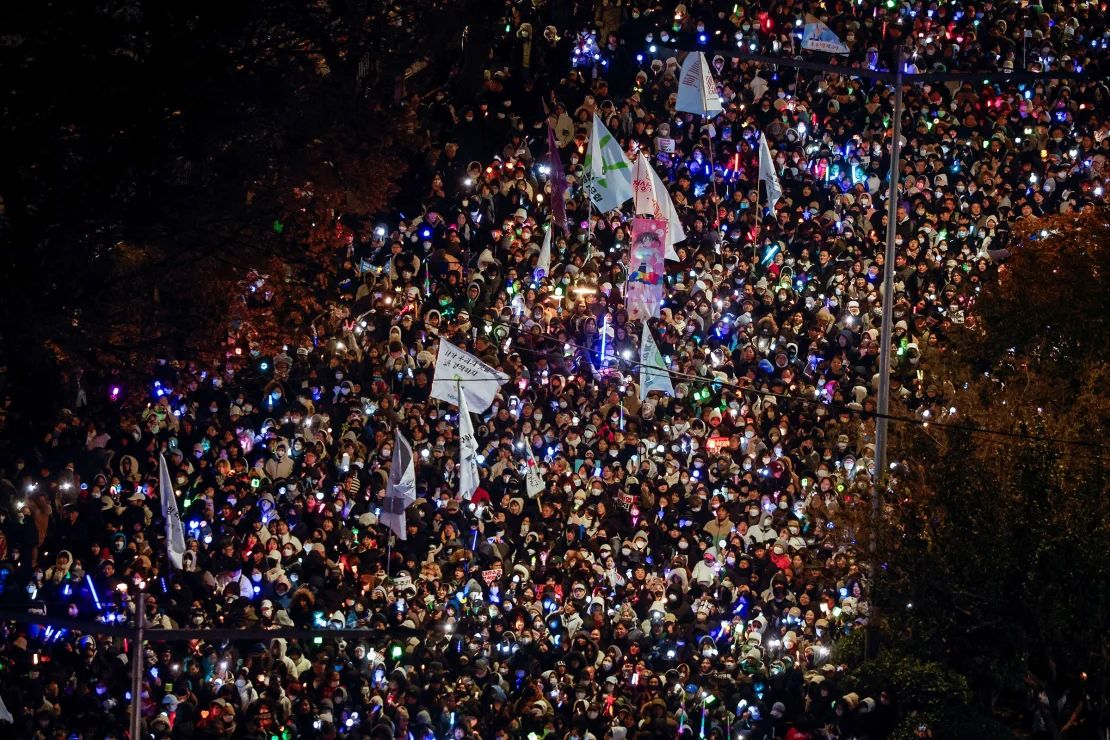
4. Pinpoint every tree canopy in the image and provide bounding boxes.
[0,0,420,427]
[875,206,1109,733]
